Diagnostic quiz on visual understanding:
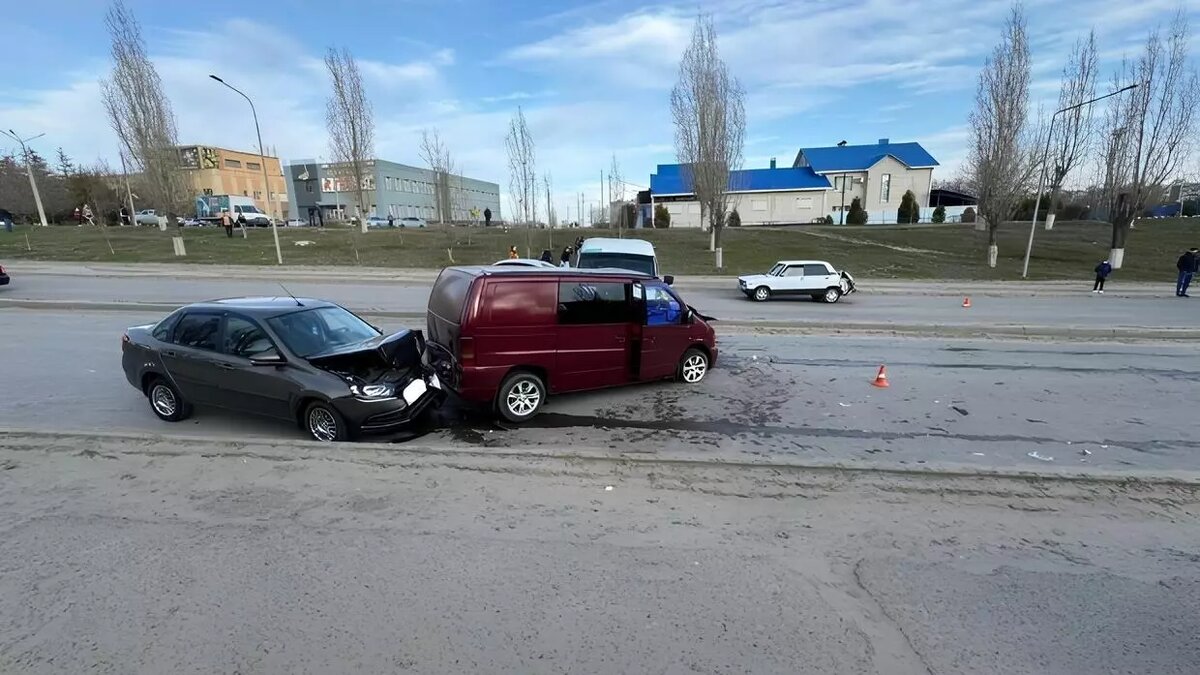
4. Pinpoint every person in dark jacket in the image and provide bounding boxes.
[539,249,553,264]
[484,208,492,227]
[1093,259,1112,293]
[560,245,572,267]
[1176,247,1198,297]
